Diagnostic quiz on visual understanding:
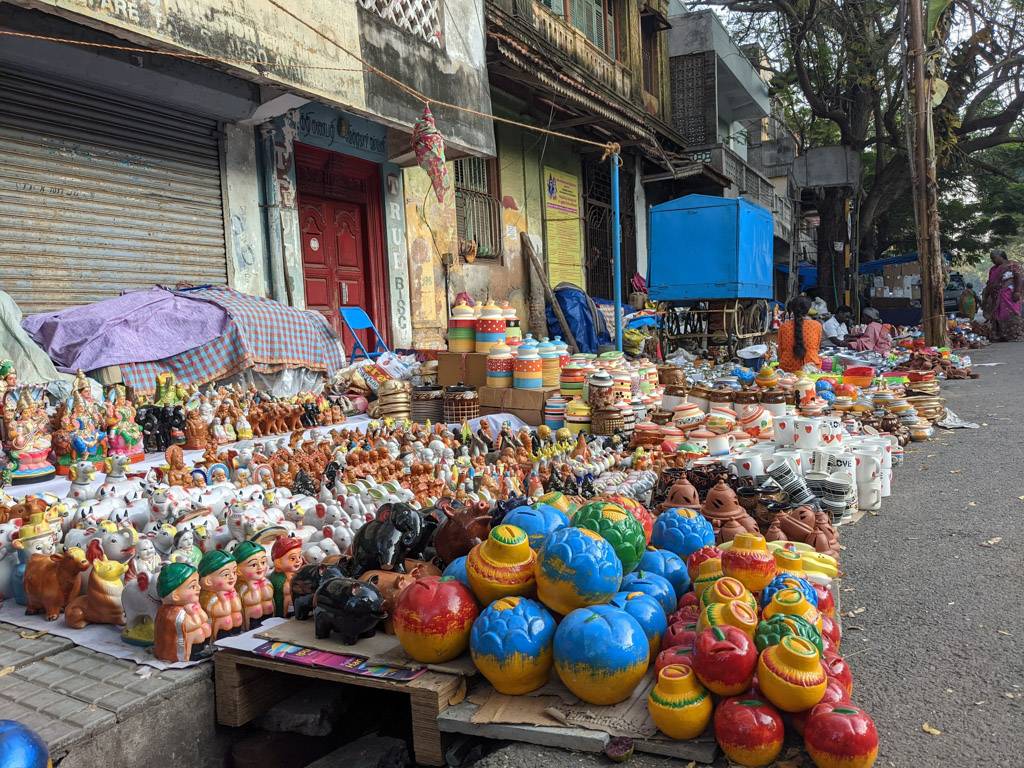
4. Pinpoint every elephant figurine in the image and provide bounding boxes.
[347,503,430,577]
